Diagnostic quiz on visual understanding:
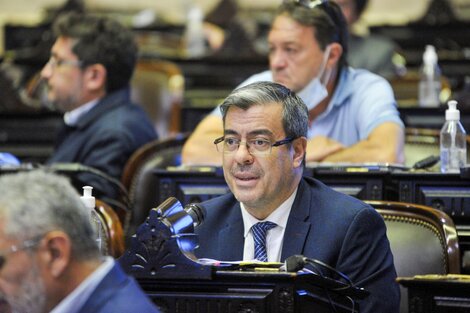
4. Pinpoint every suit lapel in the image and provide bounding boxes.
[281,179,312,261]
[218,203,244,261]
